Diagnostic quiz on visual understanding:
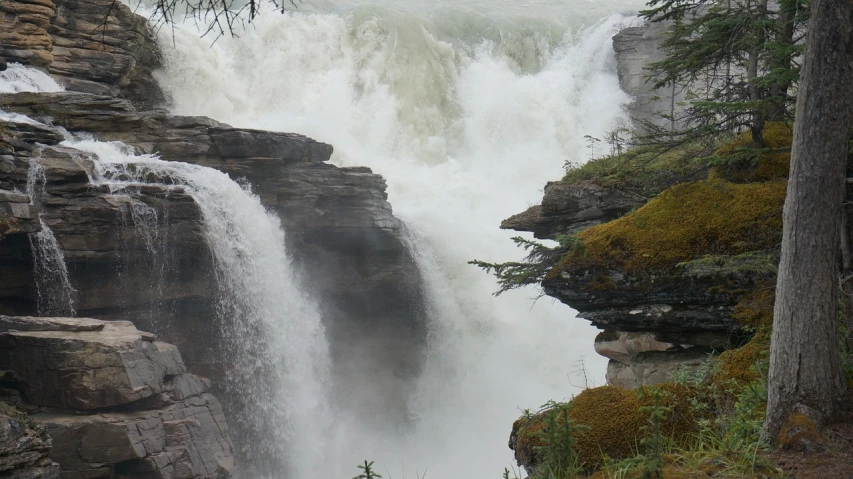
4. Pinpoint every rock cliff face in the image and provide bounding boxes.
[612,21,684,130]
[0,410,59,479]
[503,182,753,388]
[0,315,234,478]
[1,0,427,470]
[0,89,426,418]
[0,0,163,108]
